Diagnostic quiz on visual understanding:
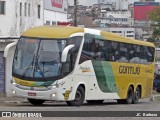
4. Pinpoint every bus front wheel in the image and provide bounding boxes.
[27,98,45,106]
[66,86,85,106]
